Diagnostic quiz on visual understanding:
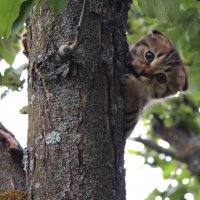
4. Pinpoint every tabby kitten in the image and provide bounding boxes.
[121,30,188,137]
